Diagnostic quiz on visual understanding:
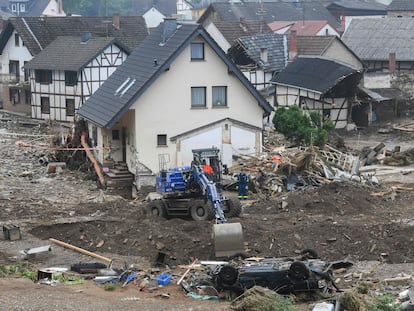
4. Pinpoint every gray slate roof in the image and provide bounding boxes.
[387,0,414,11]
[78,22,272,129]
[213,20,273,46]
[342,17,414,61]
[328,0,387,11]
[130,0,177,16]
[198,2,340,27]
[297,35,337,56]
[271,56,360,94]
[228,33,287,72]
[0,16,148,56]
[25,36,128,71]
